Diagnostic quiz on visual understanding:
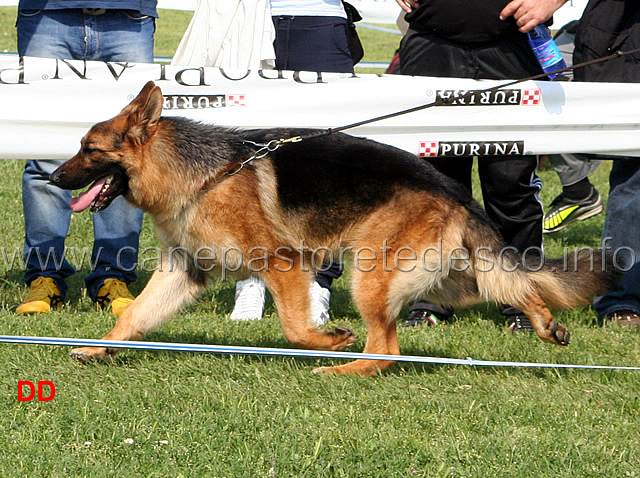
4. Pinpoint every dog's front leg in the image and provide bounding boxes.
[70,255,208,363]
[313,265,400,376]
[263,259,358,352]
